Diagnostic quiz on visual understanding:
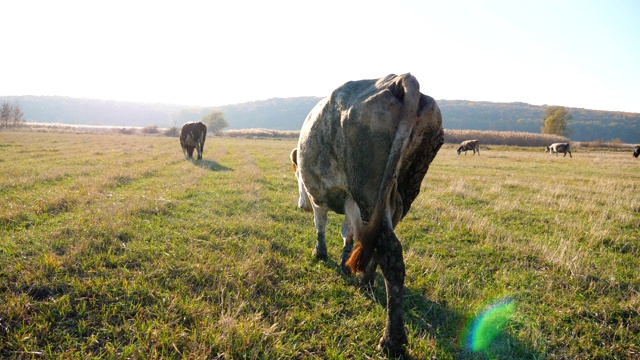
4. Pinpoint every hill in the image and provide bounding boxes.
[438,100,640,143]
[2,95,639,142]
